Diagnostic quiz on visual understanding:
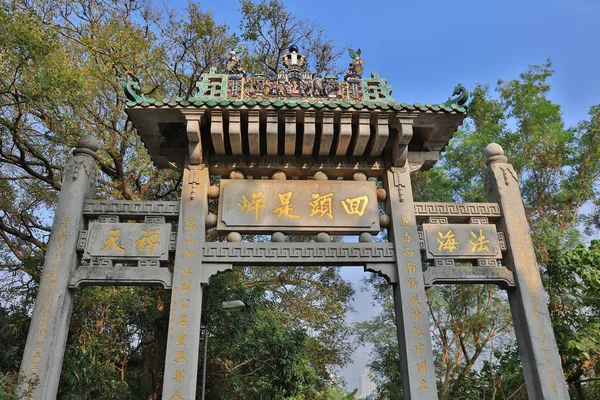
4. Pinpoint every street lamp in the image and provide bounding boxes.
[201,300,246,400]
